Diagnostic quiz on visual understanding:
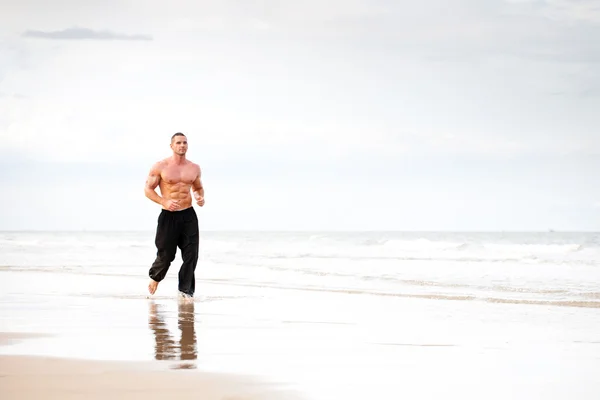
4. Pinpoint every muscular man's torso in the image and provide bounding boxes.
[158,160,199,211]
